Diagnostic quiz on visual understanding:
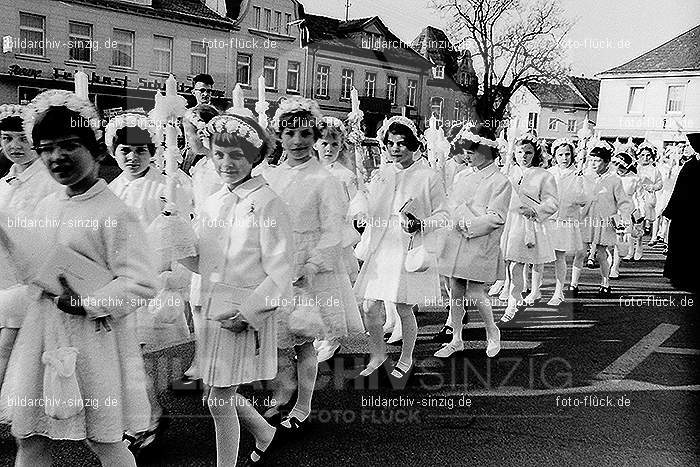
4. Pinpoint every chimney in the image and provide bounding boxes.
[202,0,227,17]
